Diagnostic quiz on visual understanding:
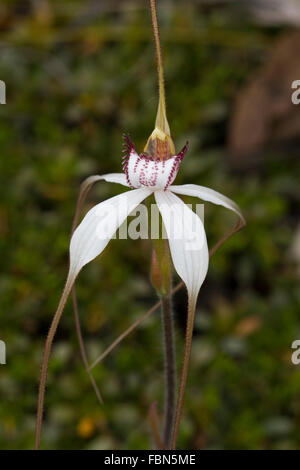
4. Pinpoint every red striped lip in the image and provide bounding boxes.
[122,134,189,190]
